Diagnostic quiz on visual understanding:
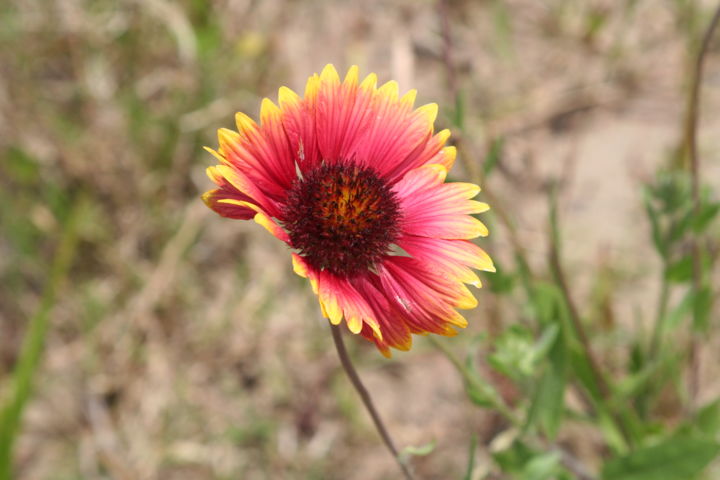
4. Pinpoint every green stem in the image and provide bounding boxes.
[0,198,84,480]
[329,324,415,480]
[648,270,670,361]
[547,189,635,449]
[429,336,521,426]
[683,1,720,409]
[431,337,598,479]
